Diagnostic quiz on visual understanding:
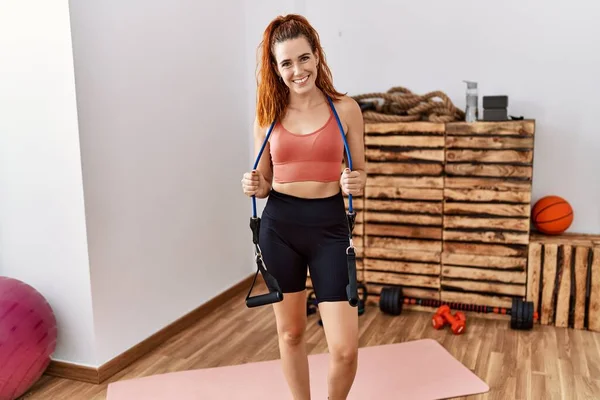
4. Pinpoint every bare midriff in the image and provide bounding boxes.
[272,180,341,199]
